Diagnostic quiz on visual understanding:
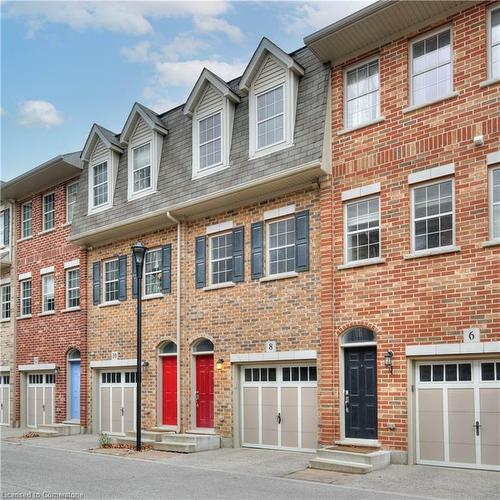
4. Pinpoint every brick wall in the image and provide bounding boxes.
[15,178,88,426]
[320,2,500,449]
